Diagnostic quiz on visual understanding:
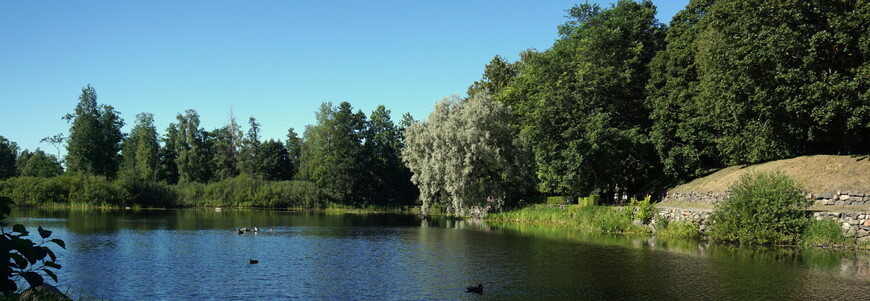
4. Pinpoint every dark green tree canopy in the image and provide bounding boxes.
[647,0,869,180]
[15,149,63,178]
[0,136,18,180]
[120,113,159,181]
[507,0,666,201]
[63,85,125,177]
